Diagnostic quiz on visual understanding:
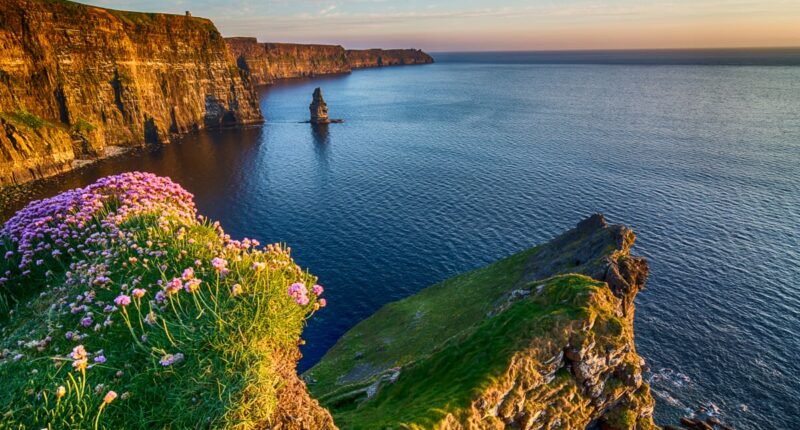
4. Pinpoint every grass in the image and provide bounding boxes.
[0,173,325,429]
[307,233,634,429]
[319,275,614,429]
[306,246,540,395]
[0,110,53,130]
